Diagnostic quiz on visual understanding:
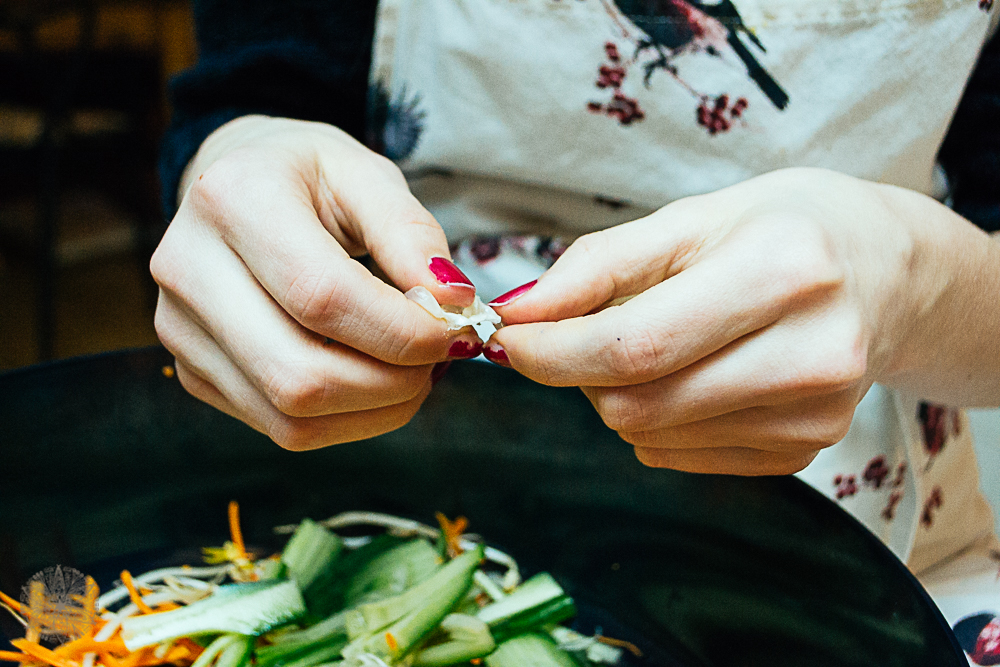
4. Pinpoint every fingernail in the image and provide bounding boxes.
[488,280,537,307]
[429,257,474,289]
[448,339,483,359]
[431,361,452,386]
[483,343,511,367]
